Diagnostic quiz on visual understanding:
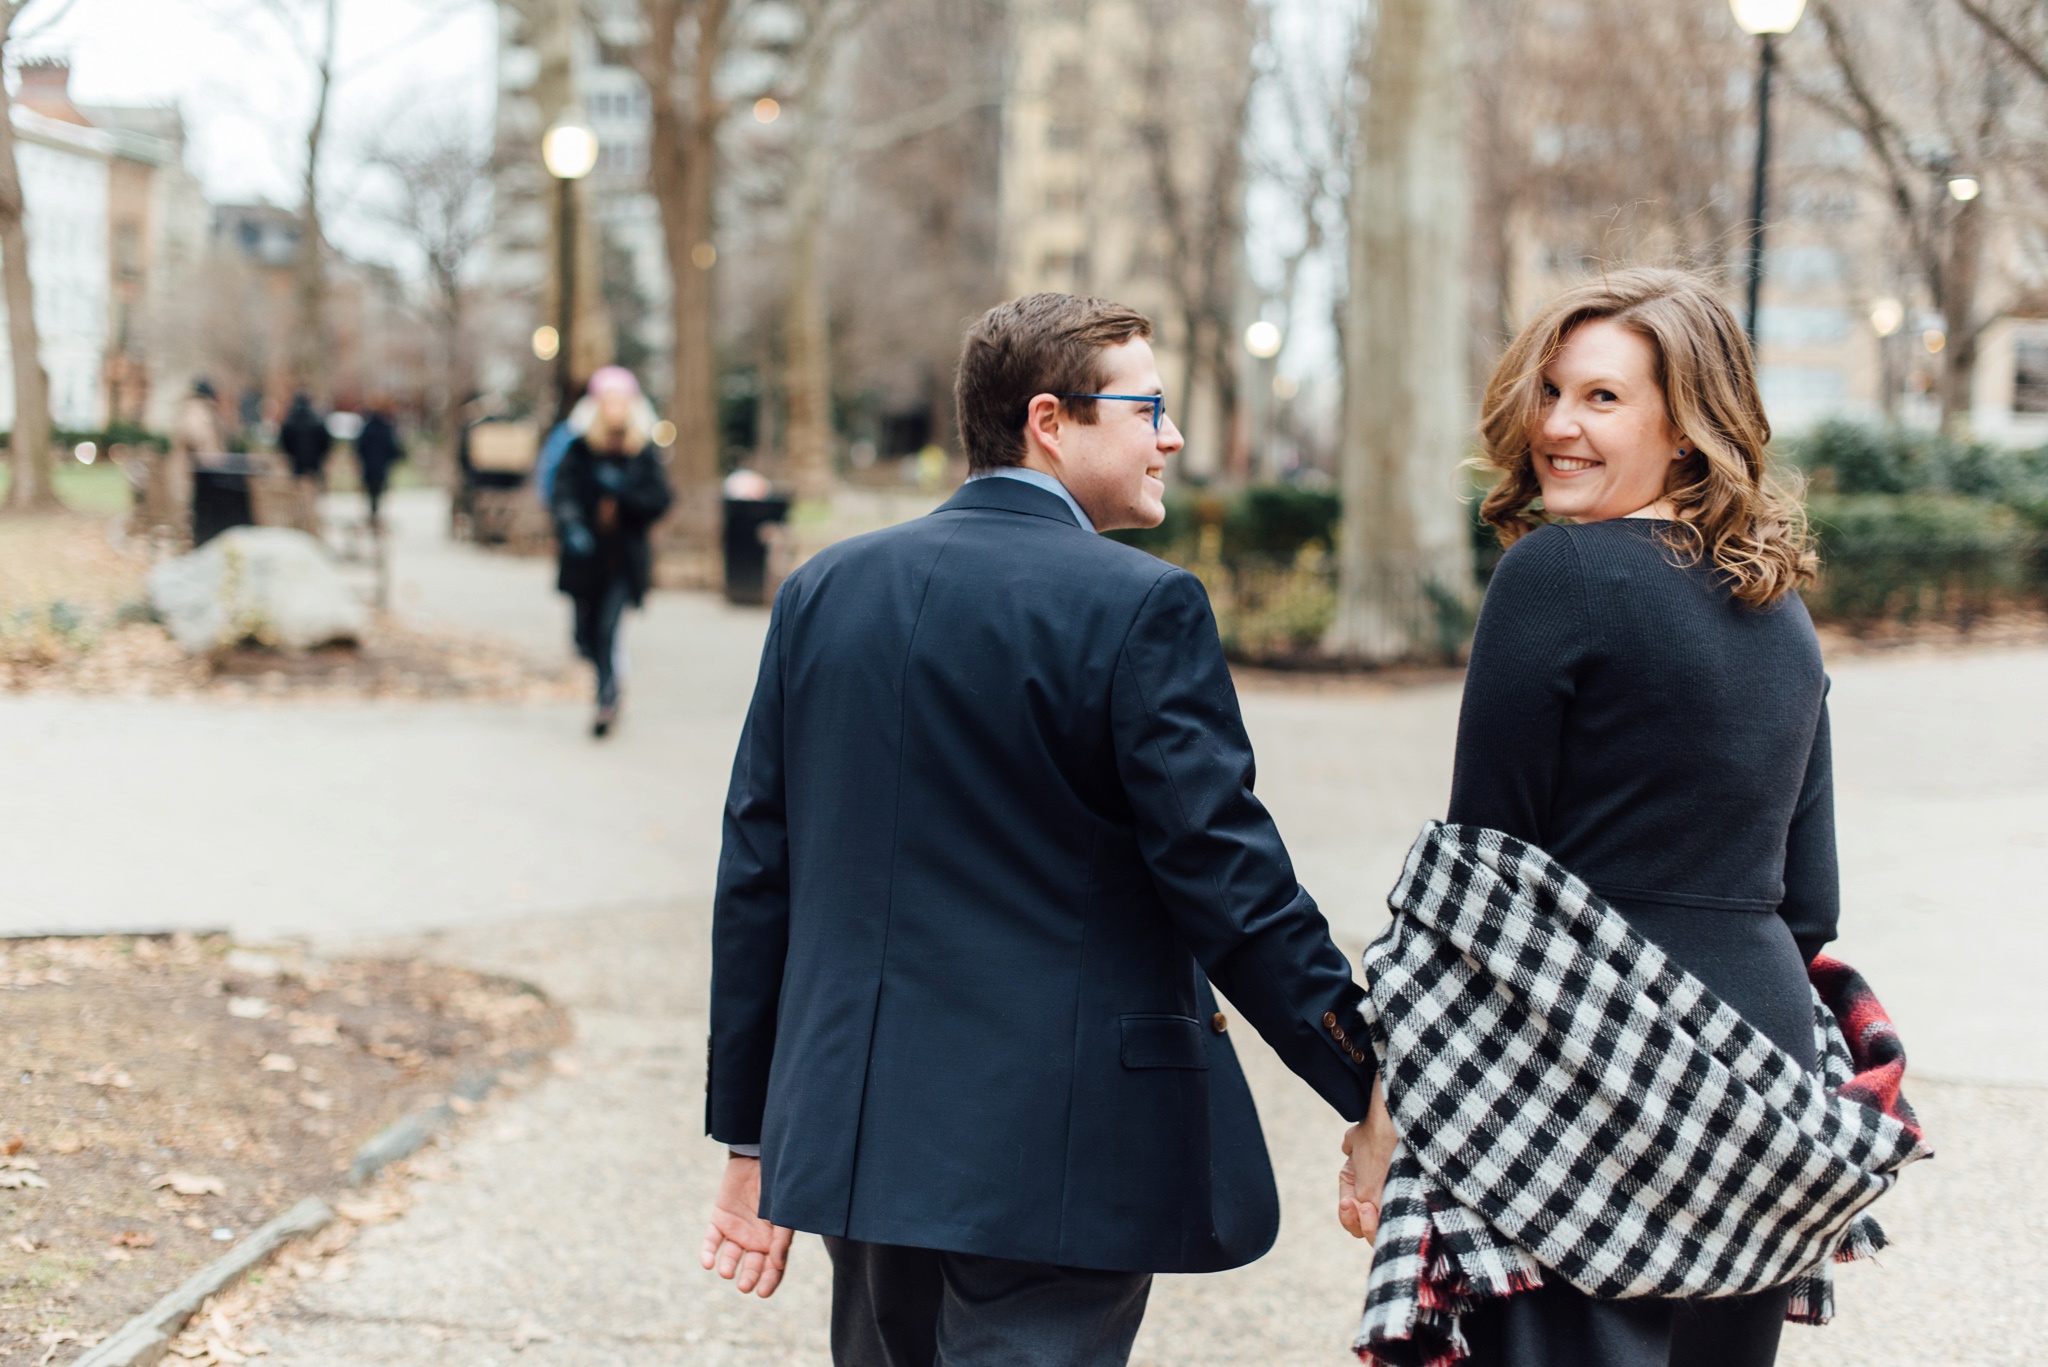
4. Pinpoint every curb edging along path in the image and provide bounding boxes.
[64,1054,547,1364]
[68,1198,333,1367]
